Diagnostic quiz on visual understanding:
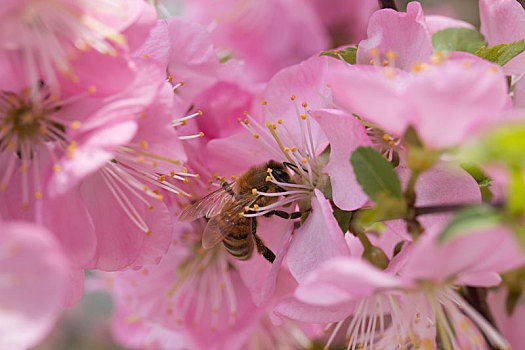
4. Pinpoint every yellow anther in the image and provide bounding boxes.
[137,156,144,163]
[213,173,219,178]
[146,230,152,236]
[71,121,82,130]
[383,60,389,66]
[488,65,499,74]
[88,85,97,94]
[239,212,244,217]
[34,191,43,199]
[272,124,277,130]
[284,147,290,152]
[244,119,249,125]
[139,112,146,119]
[178,192,183,196]
[301,102,307,108]
[291,147,297,152]
[231,175,236,180]
[184,177,189,183]
[386,50,396,60]
[251,188,257,194]
[139,140,148,149]
[158,175,166,182]
[237,117,242,122]
[168,76,173,82]
[411,62,429,73]
[265,176,271,181]
[383,133,390,141]
[265,121,272,127]
[291,95,296,100]
[261,100,267,105]
[300,114,306,120]
[143,185,149,191]
[53,164,61,173]
[148,205,154,210]
[157,195,163,201]
[430,55,441,65]
[19,164,29,172]
[369,59,376,65]
[369,48,379,57]
[170,171,175,177]
[143,54,149,58]
[220,176,226,181]
[389,140,395,147]
[301,157,307,163]
[267,168,272,173]
[181,167,188,173]
[179,81,184,86]
[253,134,260,139]
[152,161,157,167]
[244,206,250,212]
[243,111,249,115]
[277,119,282,124]
[253,204,259,210]
[199,132,204,136]
[197,110,202,115]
